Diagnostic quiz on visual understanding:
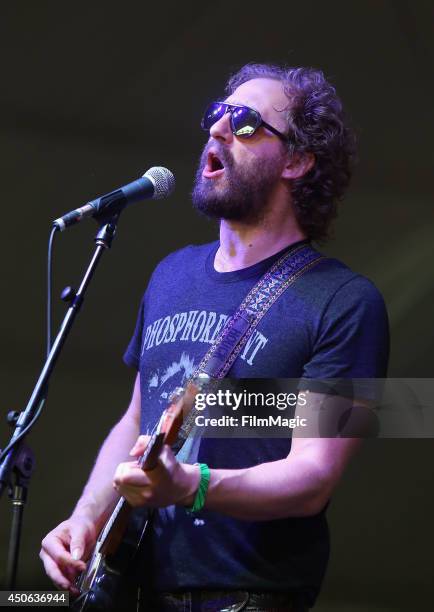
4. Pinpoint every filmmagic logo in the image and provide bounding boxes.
[194,389,307,411]
[194,414,308,429]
